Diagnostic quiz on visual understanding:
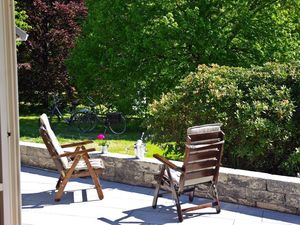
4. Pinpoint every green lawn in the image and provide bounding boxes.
[19,114,164,158]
